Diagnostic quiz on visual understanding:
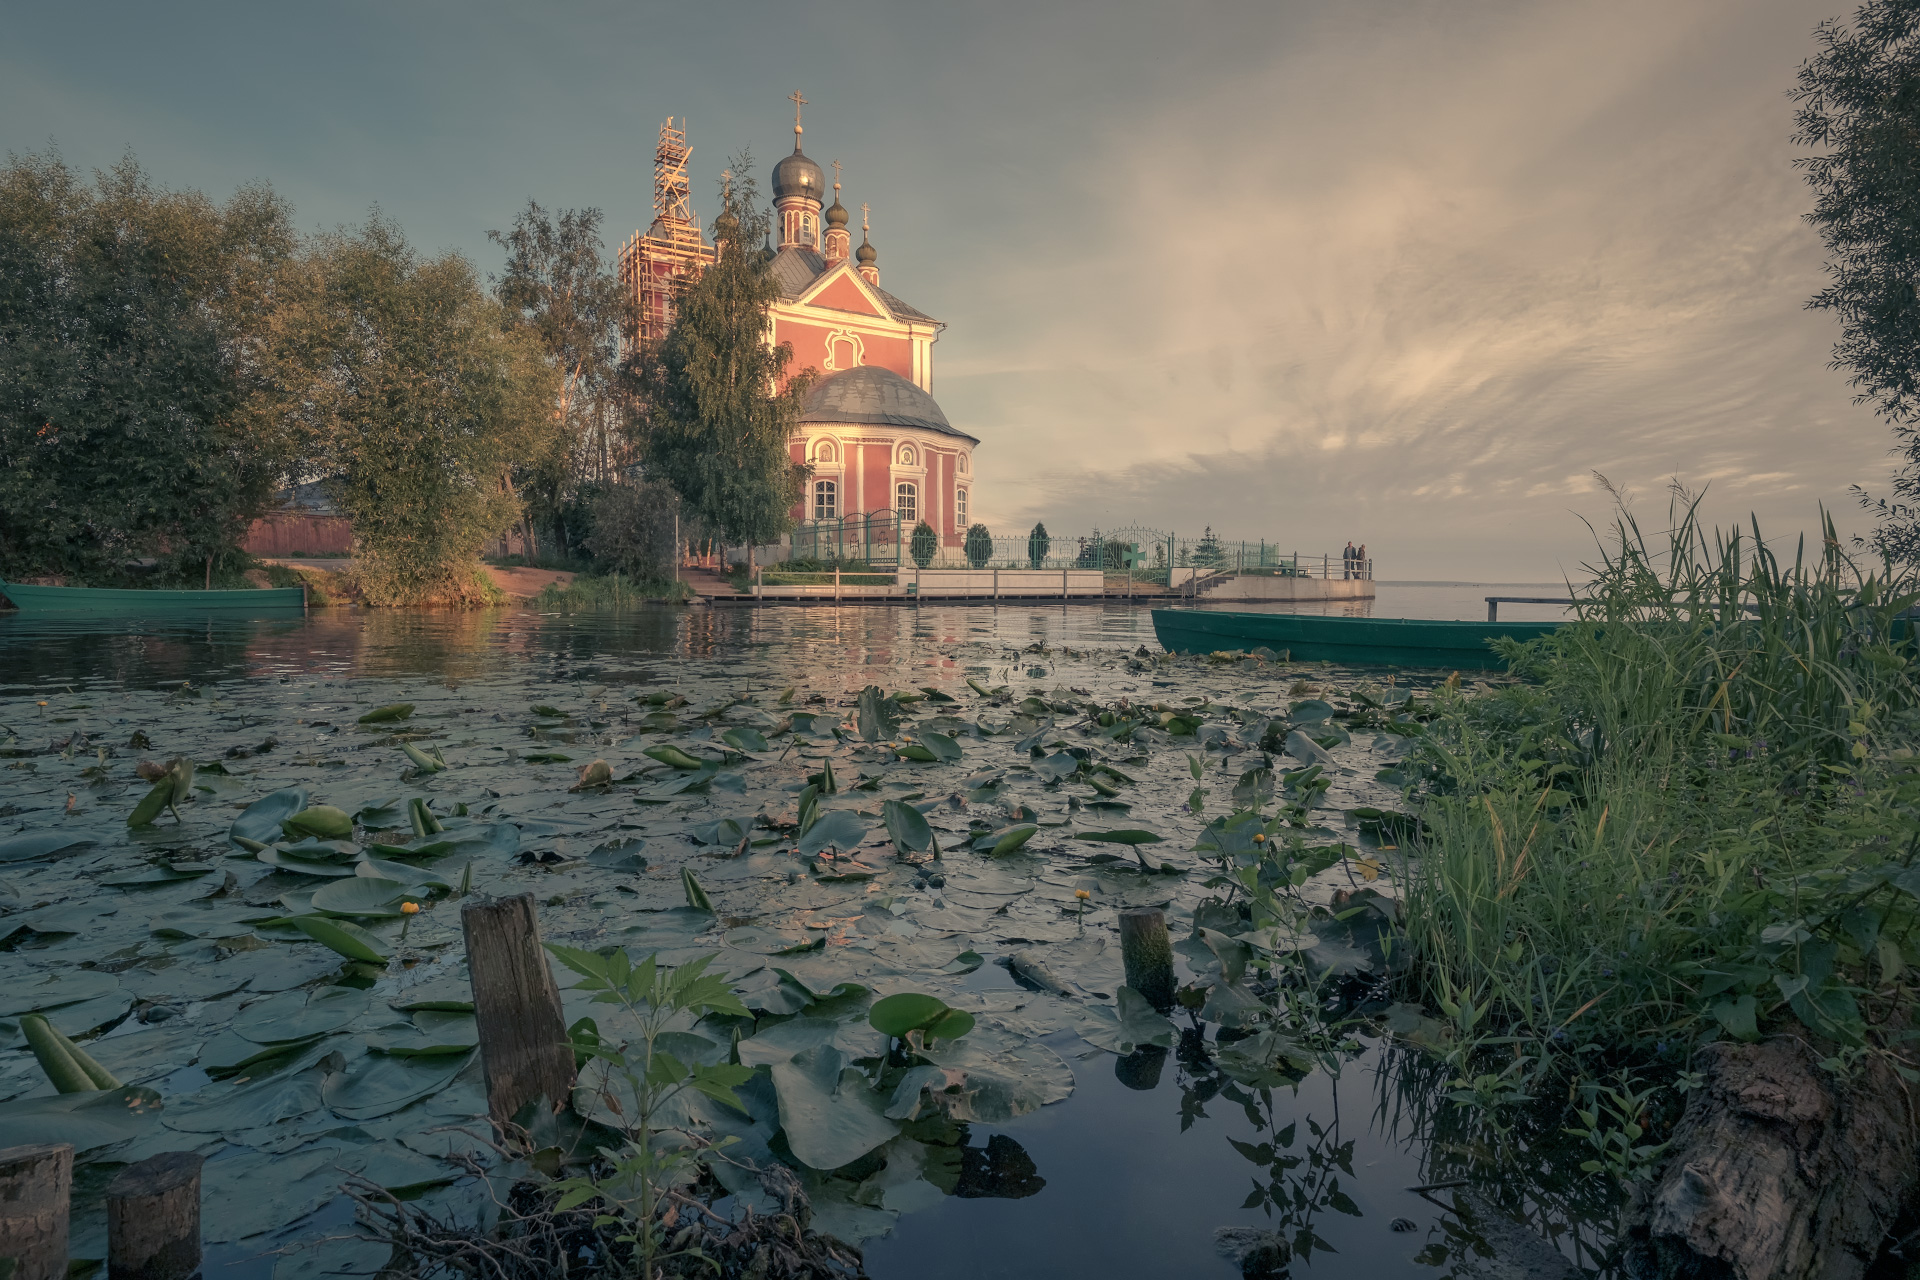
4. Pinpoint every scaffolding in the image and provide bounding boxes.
[617,118,716,352]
